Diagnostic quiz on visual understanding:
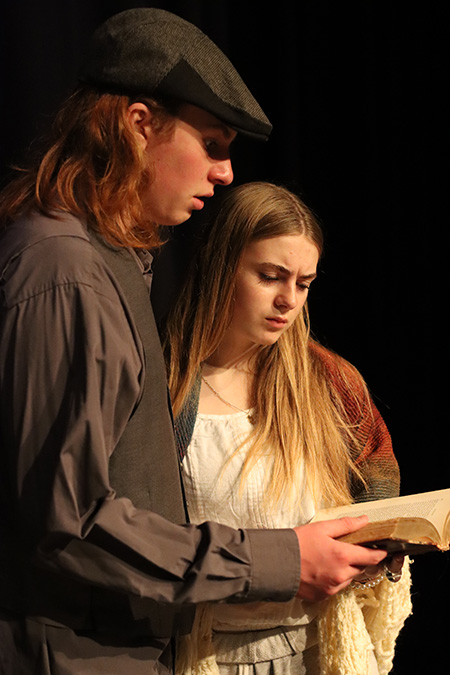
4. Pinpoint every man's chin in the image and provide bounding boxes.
[158,212,192,228]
